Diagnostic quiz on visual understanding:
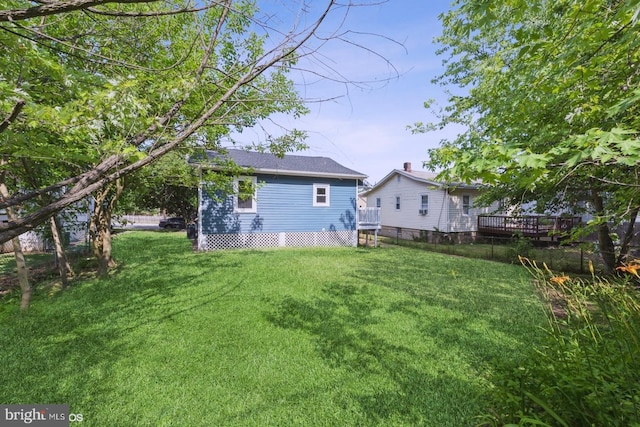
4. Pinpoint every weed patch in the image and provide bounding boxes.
[482,257,640,426]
